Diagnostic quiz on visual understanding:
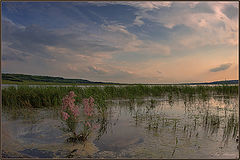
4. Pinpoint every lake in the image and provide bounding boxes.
[2,94,239,158]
